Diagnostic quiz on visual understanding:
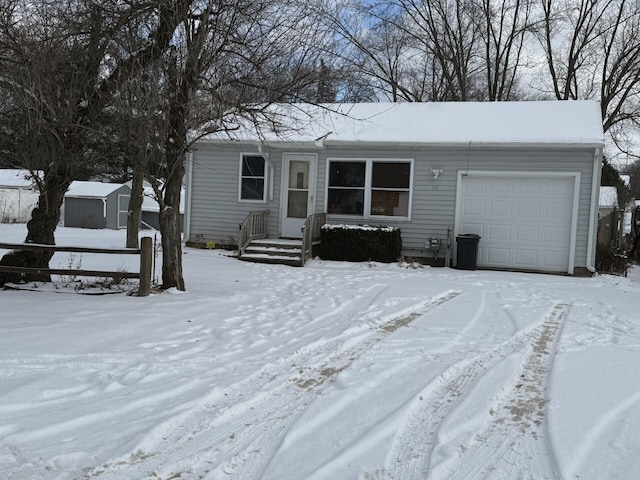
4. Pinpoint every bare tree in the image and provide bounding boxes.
[536,0,640,134]
[0,0,193,282]
[478,0,534,100]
